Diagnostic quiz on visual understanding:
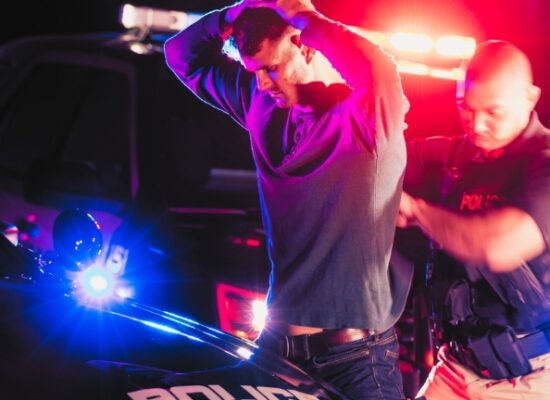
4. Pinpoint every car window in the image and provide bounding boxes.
[0,62,130,194]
